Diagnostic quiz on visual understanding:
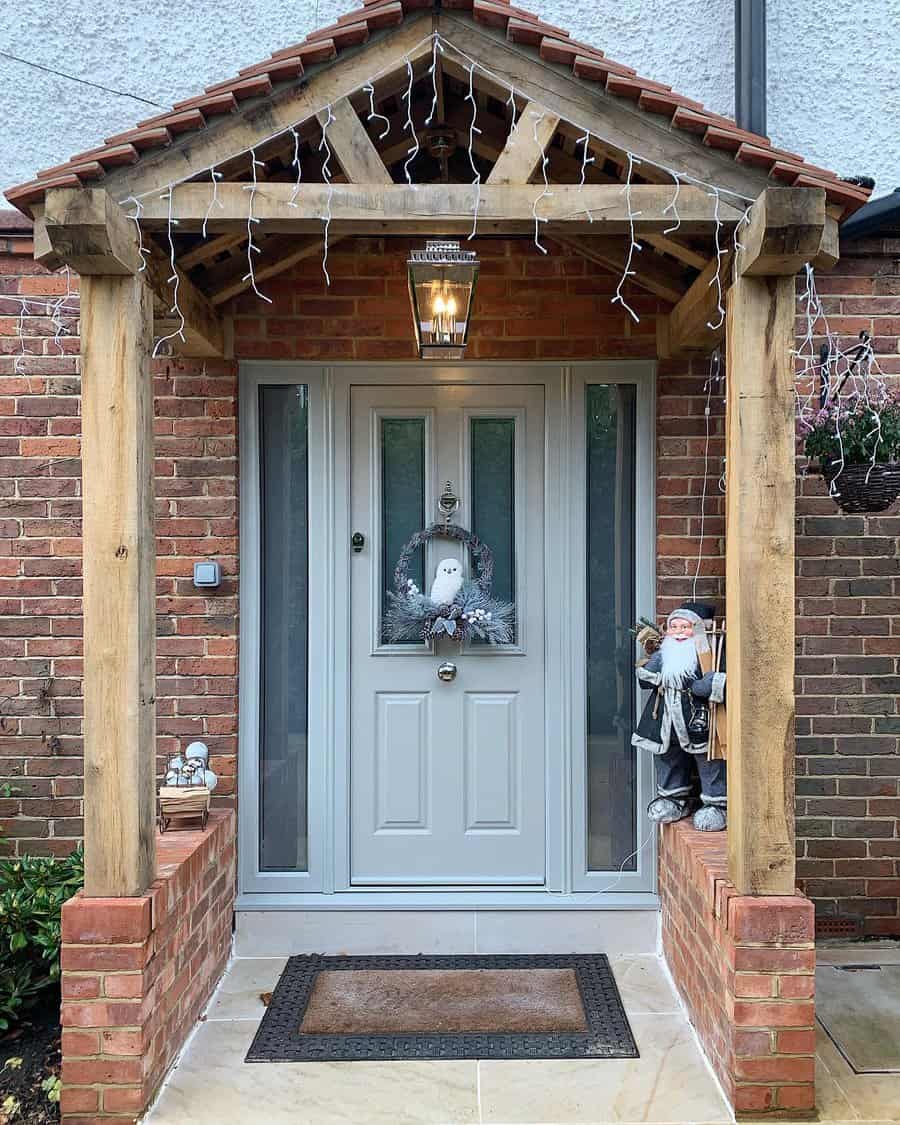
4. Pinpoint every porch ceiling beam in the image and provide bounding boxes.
[552,234,688,304]
[642,233,709,271]
[486,100,560,186]
[667,250,732,353]
[204,233,342,306]
[178,231,247,270]
[135,183,745,234]
[319,96,393,185]
[736,186,836,276]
